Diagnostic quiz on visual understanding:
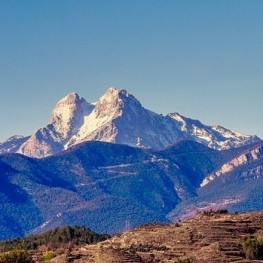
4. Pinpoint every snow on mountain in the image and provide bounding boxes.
[50,92,94,140]
[168,112,260,150]
[0,135,30,154]
[18,93,94,158]
[1,87,261,158]
[66,87,124,147]
[66,87,187,150]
